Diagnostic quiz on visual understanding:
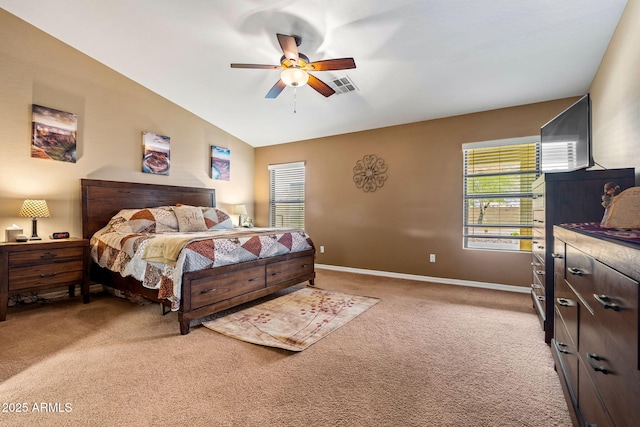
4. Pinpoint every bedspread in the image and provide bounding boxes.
[90,228,314,310]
